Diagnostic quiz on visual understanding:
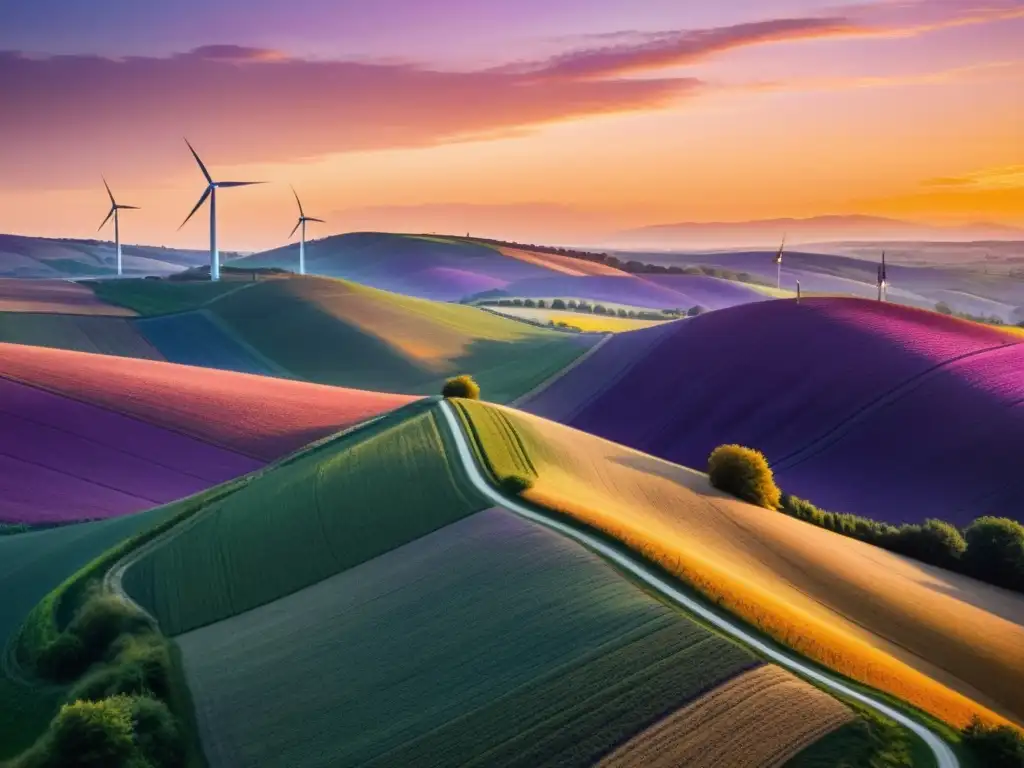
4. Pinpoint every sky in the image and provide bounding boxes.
[0,0,1022,249]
